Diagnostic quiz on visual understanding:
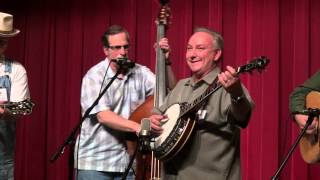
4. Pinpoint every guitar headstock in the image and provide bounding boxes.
[4,99,35,115]
[157,0,171,27]
[237,56,270,74]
